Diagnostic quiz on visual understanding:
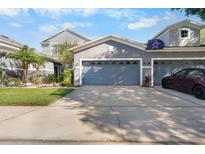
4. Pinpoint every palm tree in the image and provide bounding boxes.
[55,42,77,69]
[8,45,36,84]
[33,55,47,77]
